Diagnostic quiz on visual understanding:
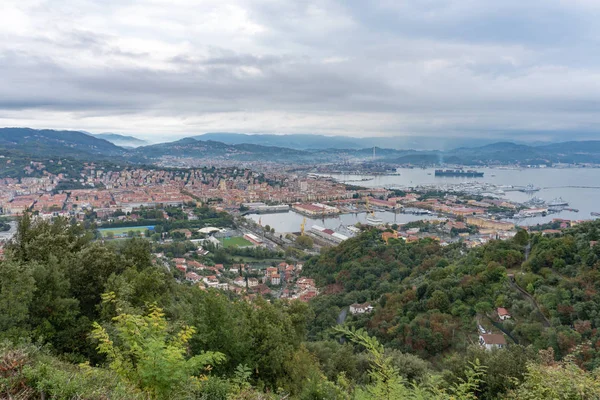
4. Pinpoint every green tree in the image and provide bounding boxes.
[296,235,314,249]
[427,290,450,313]
[0,261,35,338]
[507,351,600,399]
[91,303,225,399]
[514,229,530,246]
[337,327,486,400]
